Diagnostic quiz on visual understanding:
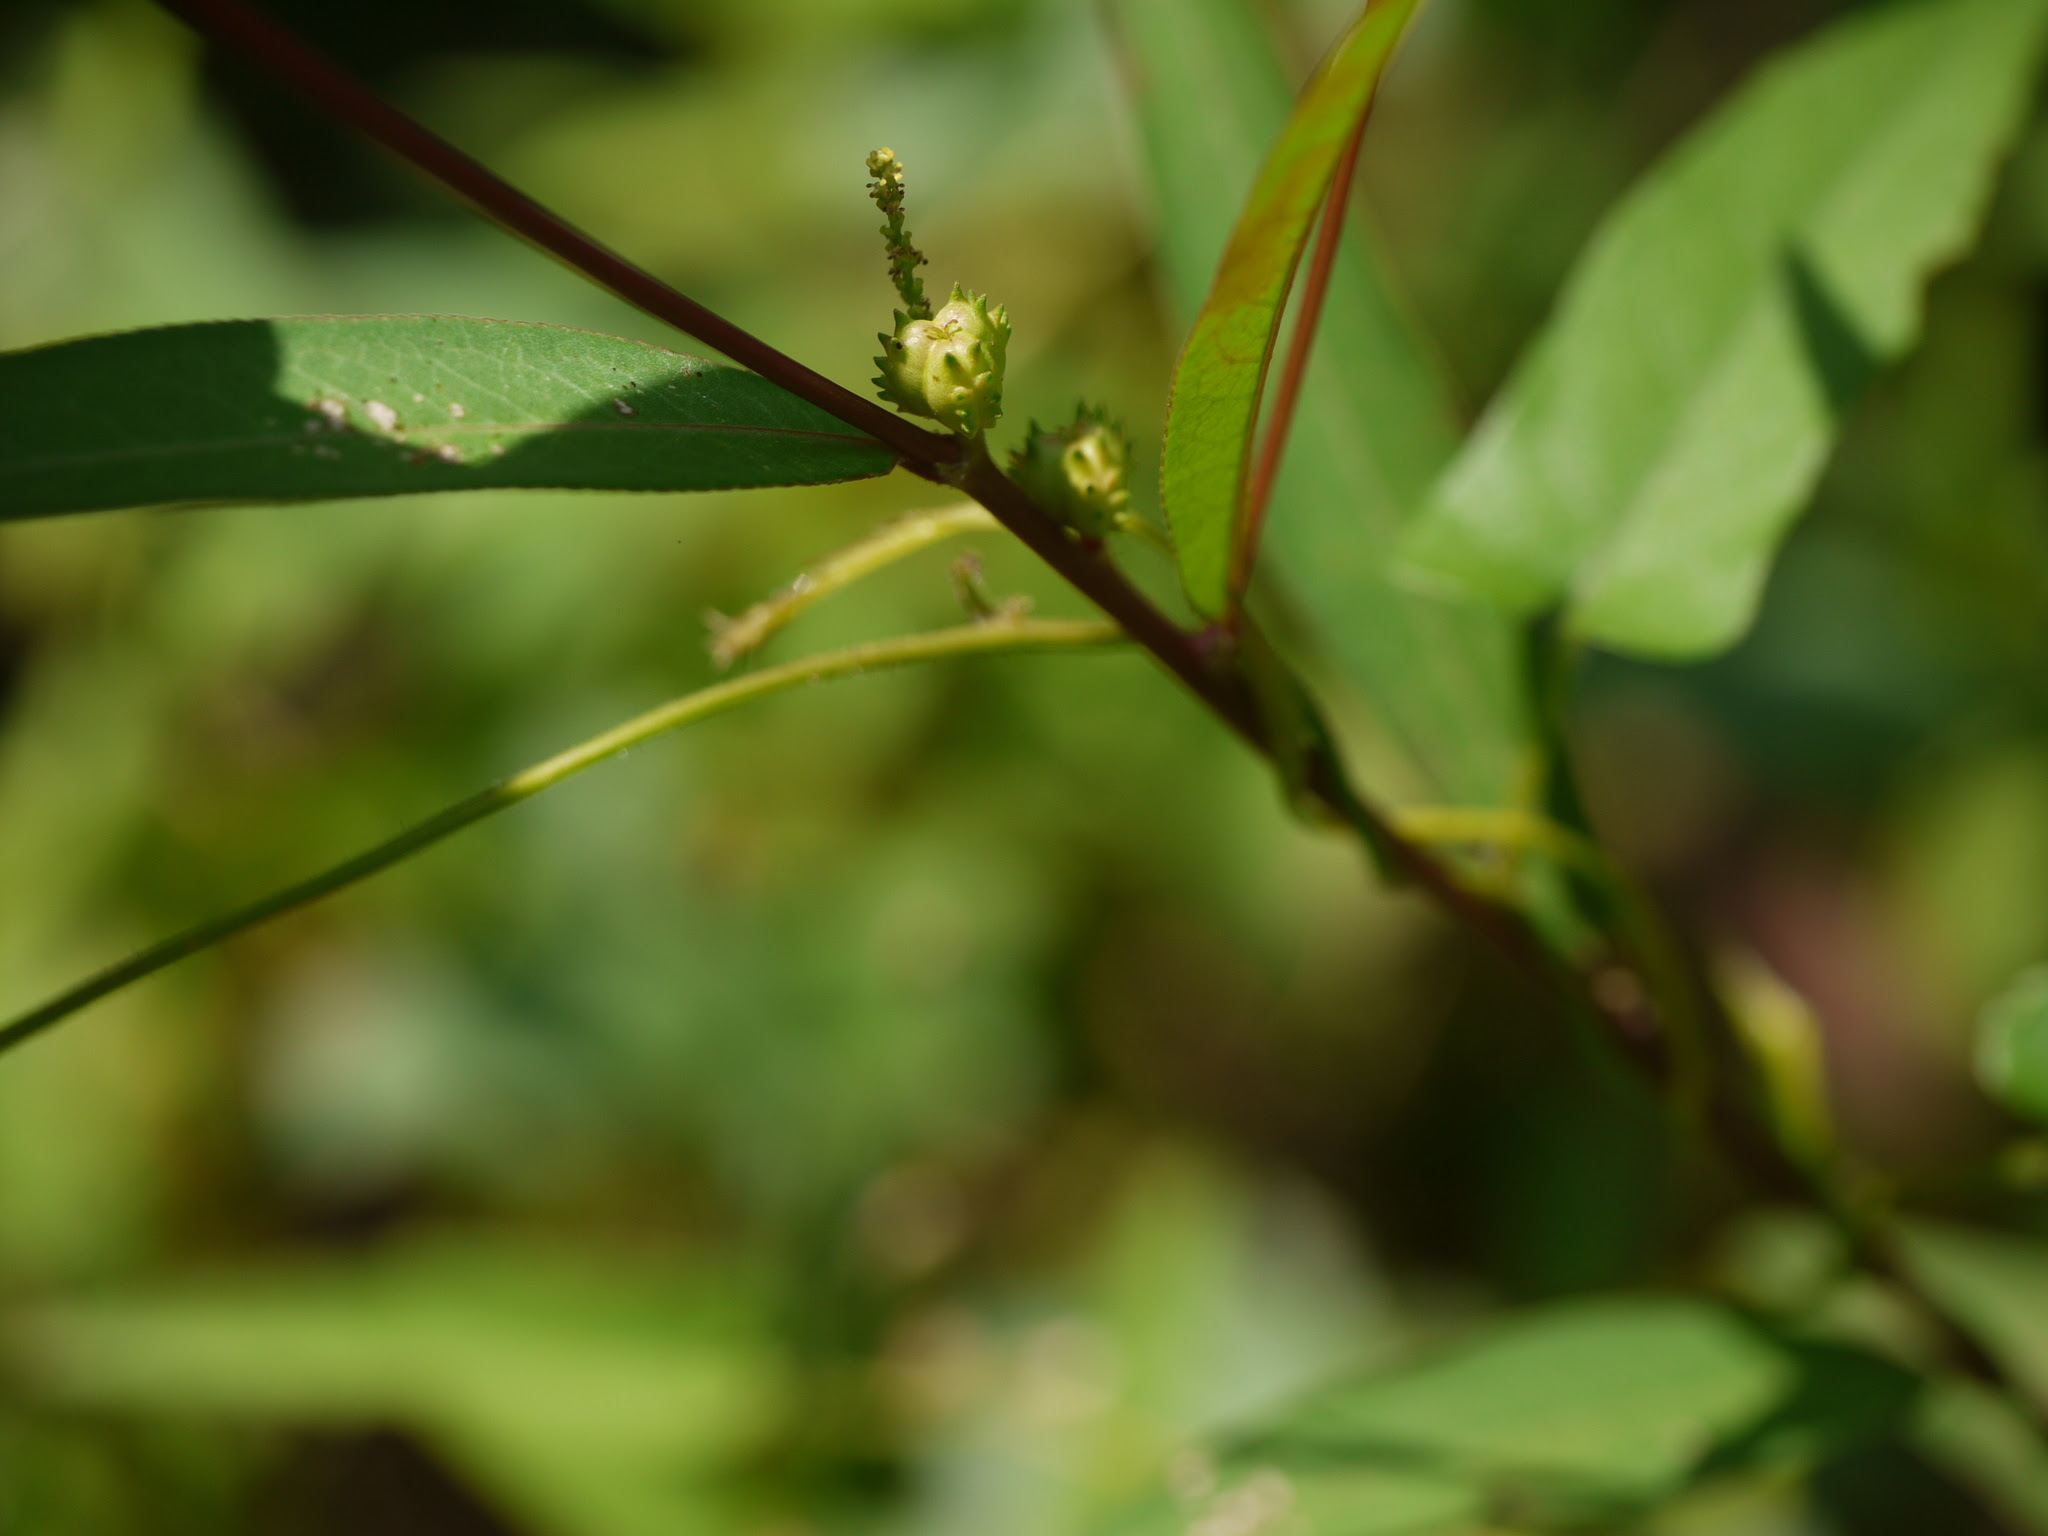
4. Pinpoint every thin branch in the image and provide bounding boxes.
[152,0,958,474]
[0,618,1123,1057]
[147,0,1263,770]
[708,501,997,668]
[1227,104,1371,617]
